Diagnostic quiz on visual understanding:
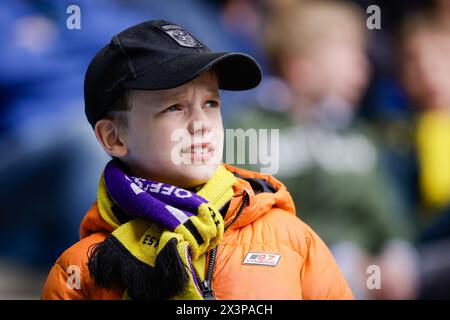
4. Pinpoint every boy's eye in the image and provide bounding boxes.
[164,104,183,113]
[205,100,220,108]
